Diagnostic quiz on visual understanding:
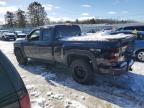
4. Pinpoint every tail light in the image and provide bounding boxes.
[108,48,119,53]
[20,94,31,108]
[108,47,126,62]
[109,56,125,63]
